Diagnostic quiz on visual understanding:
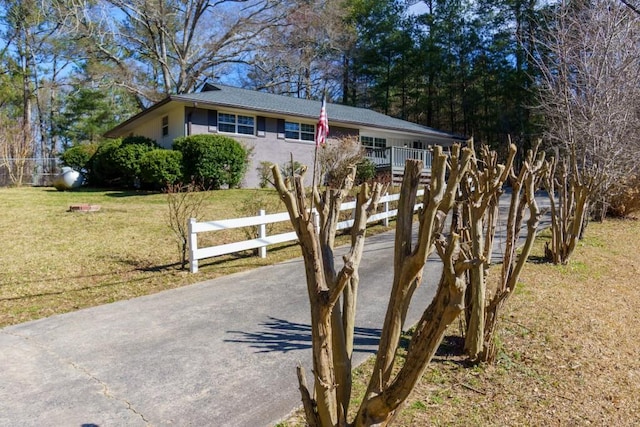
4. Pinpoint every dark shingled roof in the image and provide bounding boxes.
[106,83,466,141]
